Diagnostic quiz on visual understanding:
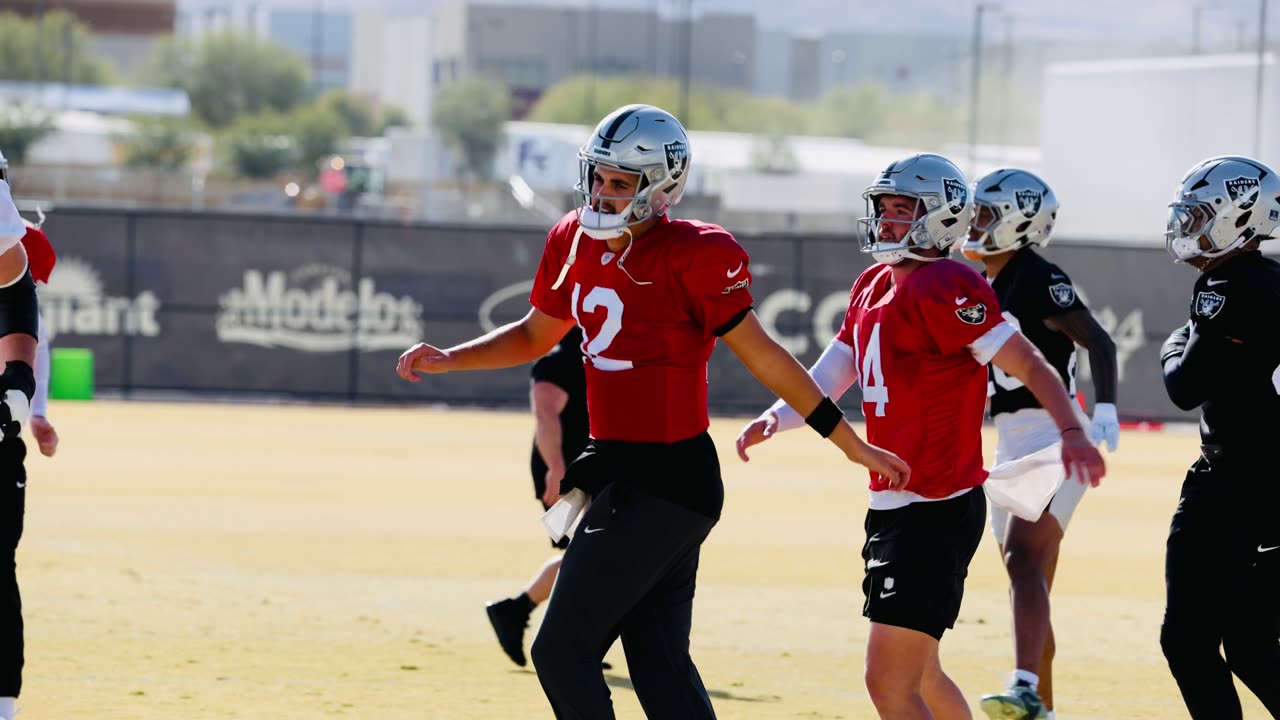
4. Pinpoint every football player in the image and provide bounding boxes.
[1159,155,1280,720]
[398,104,908,719]
[959,168,1118,720]
[737,154,1106,720]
